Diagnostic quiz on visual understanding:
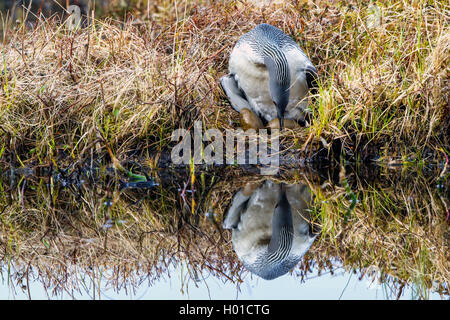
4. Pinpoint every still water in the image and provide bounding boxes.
[0,164,448,300]
[1,261,446,300]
